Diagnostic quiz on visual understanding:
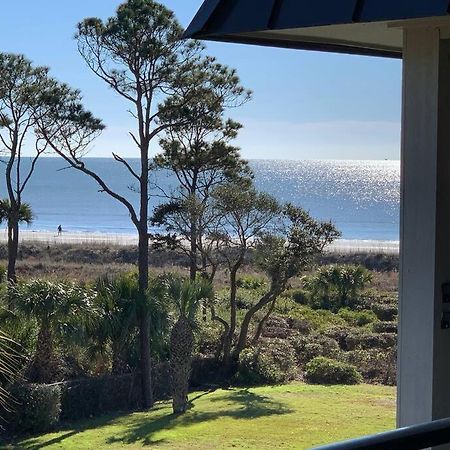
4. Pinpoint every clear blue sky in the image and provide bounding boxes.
[0,1,402,160]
